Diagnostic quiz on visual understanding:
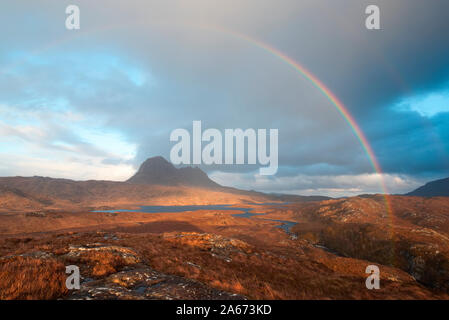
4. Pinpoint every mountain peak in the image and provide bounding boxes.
[139,156,176,171]
[126,156,220,188]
